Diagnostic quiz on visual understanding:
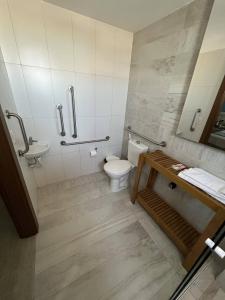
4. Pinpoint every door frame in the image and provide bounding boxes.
[0,105,38,238]
[170,221,225,299]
